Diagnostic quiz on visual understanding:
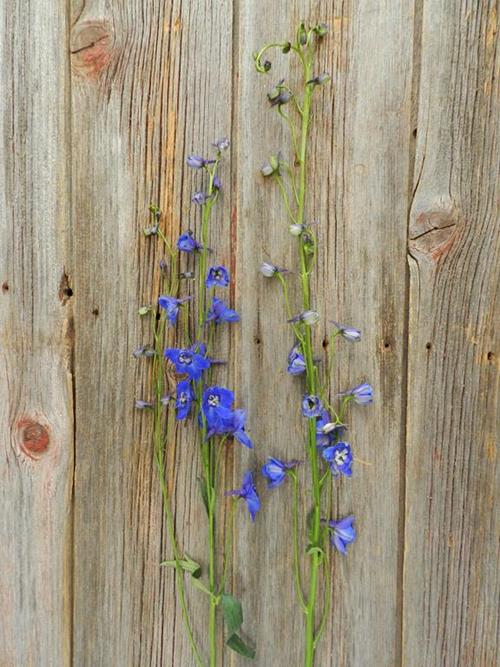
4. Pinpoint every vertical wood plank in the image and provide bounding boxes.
[0,1,74,665]
[234,1,413,664]
[70,1,234,664]
[404,1,499,665]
